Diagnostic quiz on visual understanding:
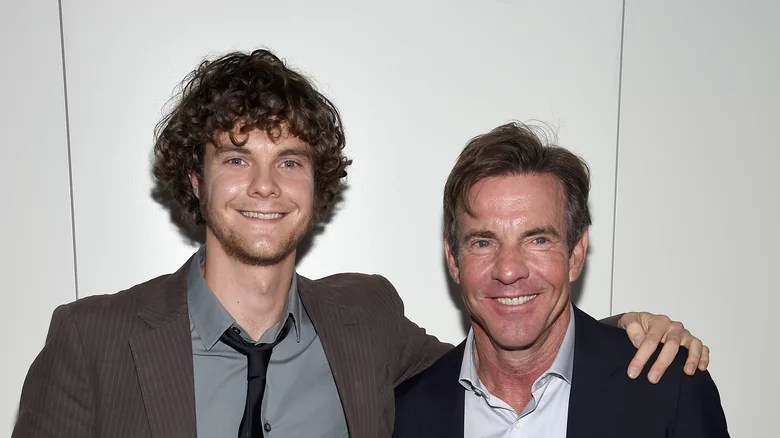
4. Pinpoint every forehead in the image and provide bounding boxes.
[462,173,566,226]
